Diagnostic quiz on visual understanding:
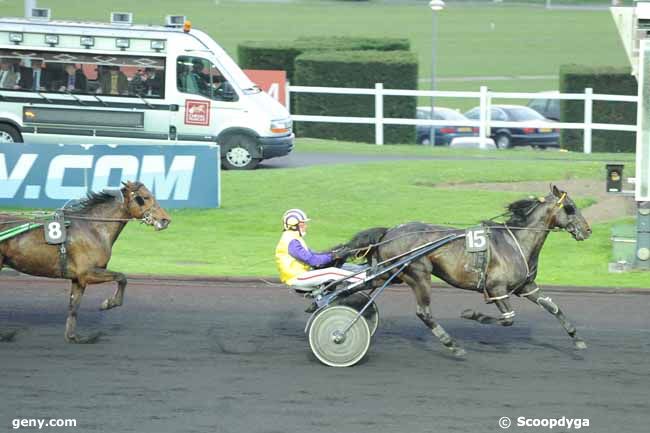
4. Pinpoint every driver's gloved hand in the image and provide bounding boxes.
[331,247,352,261]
